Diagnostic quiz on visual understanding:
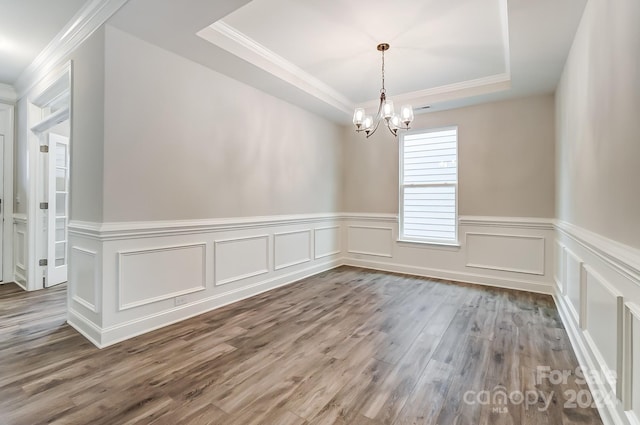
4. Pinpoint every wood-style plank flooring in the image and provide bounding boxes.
[0,267,603,424]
